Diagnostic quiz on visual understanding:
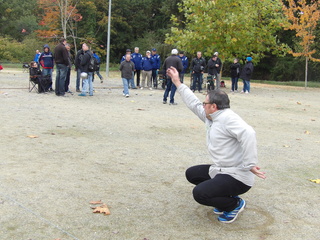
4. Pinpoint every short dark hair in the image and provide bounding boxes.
[60,38,66,43]
[207,90,230,110]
